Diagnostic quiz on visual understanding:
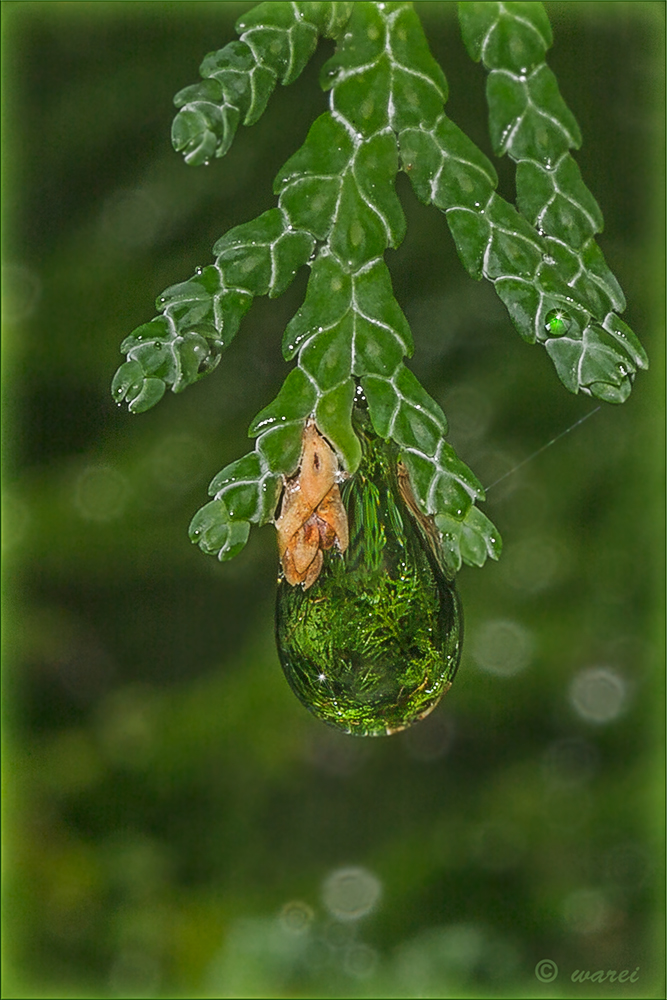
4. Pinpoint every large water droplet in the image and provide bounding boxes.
[275,417,462,736]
